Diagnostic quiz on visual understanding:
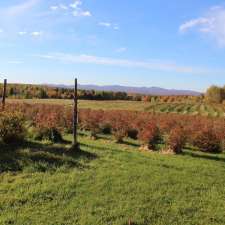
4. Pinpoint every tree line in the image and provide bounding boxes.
[0,84,131,100]
[0,83,224,104]
[205,85,225,104]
